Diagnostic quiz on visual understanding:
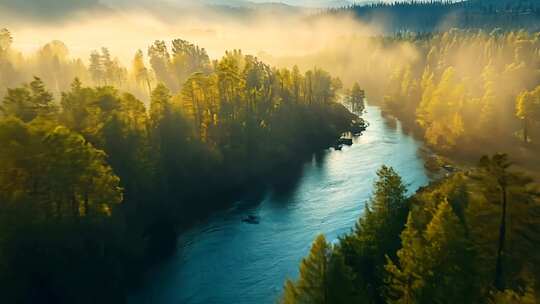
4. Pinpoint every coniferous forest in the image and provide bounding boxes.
[1,0,540,303]
[0,28,359,302]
